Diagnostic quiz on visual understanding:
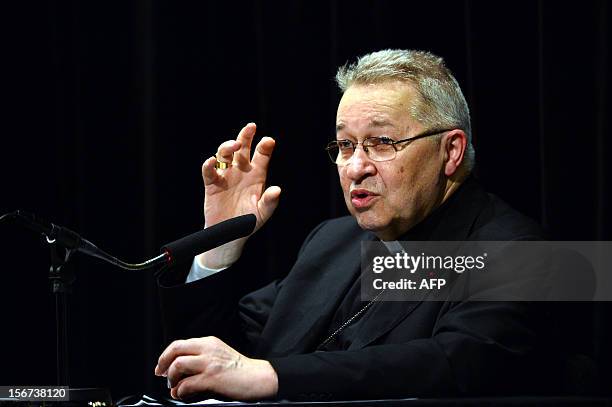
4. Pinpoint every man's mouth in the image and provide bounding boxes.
[350,189,378,209]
